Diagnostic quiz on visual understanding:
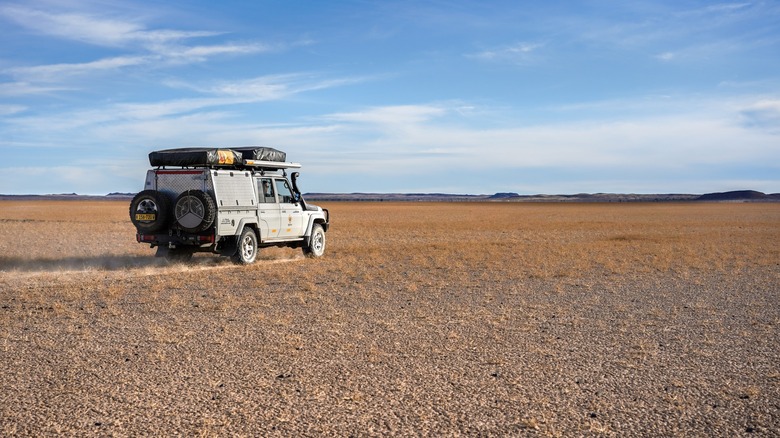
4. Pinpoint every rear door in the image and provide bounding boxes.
[256,177,281,239]
[274,178,305,238]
